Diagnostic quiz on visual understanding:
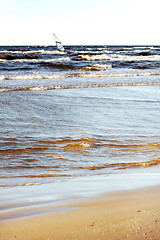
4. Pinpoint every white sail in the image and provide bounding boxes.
[53,33,65,52]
